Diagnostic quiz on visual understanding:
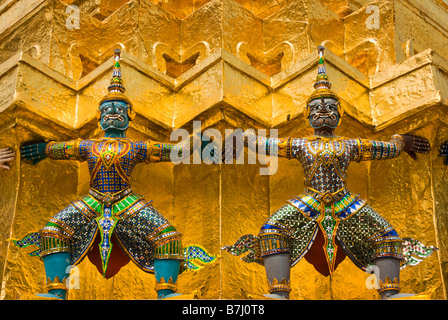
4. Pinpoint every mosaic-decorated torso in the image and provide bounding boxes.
[45,137,188,196]
[291,138,359,194]
[45,138,173,196]
[80,139,147,194]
